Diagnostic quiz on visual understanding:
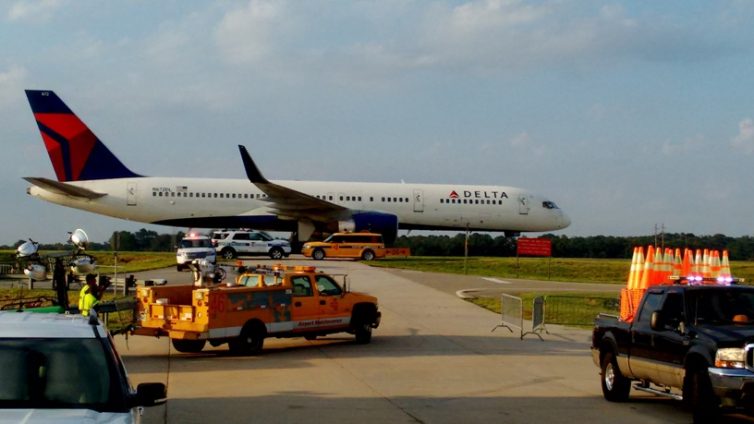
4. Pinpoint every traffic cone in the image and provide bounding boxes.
[672,248,682,277]
[710,250,721,278]
[681,248,693,277]
[652,246,664,286]
[627,247,637,289]
[661,248,674,283]
[720,250,732,279]
[639,245,655,290]
[701,249,711,278]
[693,249,702,278]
